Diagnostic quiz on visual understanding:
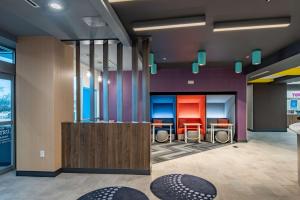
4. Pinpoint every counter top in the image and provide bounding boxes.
[63,121,150,124]
[289,123,300,135]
